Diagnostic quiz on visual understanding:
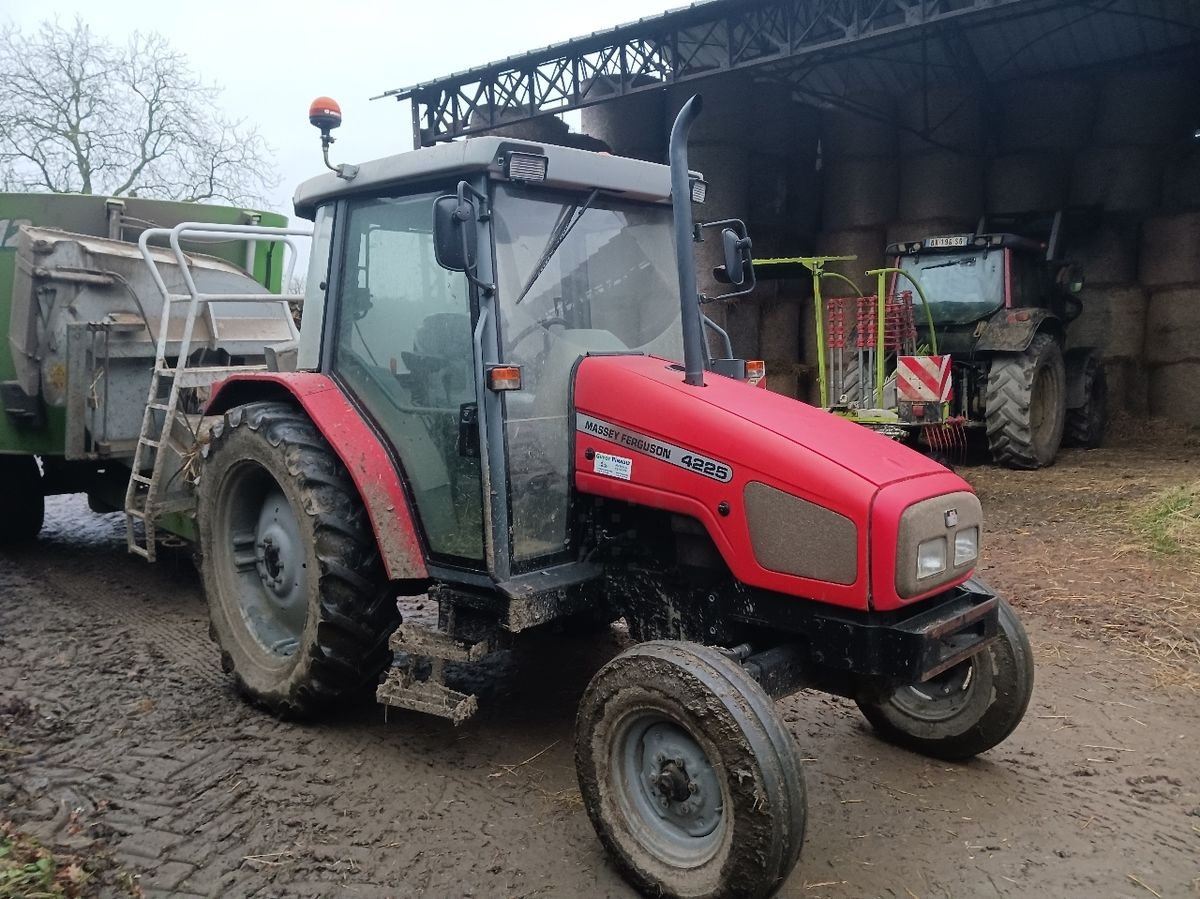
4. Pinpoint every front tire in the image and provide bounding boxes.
[0,455,44,544]
[985,333,1066,469]
[576,641,806,899]
[856,598,1034,760]
[197,402,399,717]
[1064,357,1107,449]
